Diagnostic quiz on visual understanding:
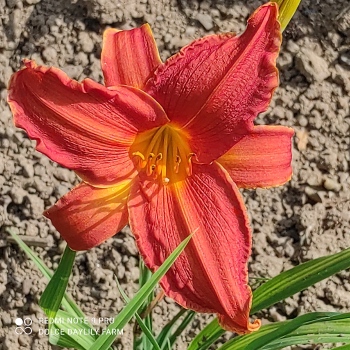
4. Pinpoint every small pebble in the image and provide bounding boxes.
[78,32,95,53]
[10,187,27,204]
[42,47,57,62]
[1,312,11,326]
[22,279,32,295]
[196,13,214,31]
[324,178,341,192]
[296,48,330,83]
[22,161,34,178]
[286,40,299,54]
[297,114,308,127]
[117,265,125,279]
[305,186,323,203]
